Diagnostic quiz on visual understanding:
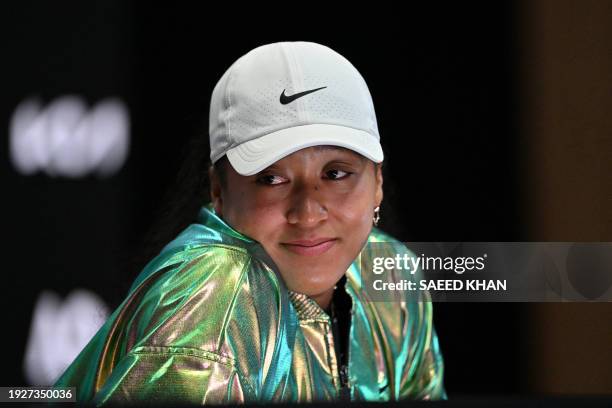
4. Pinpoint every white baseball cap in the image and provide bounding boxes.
[208,41,384,176]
